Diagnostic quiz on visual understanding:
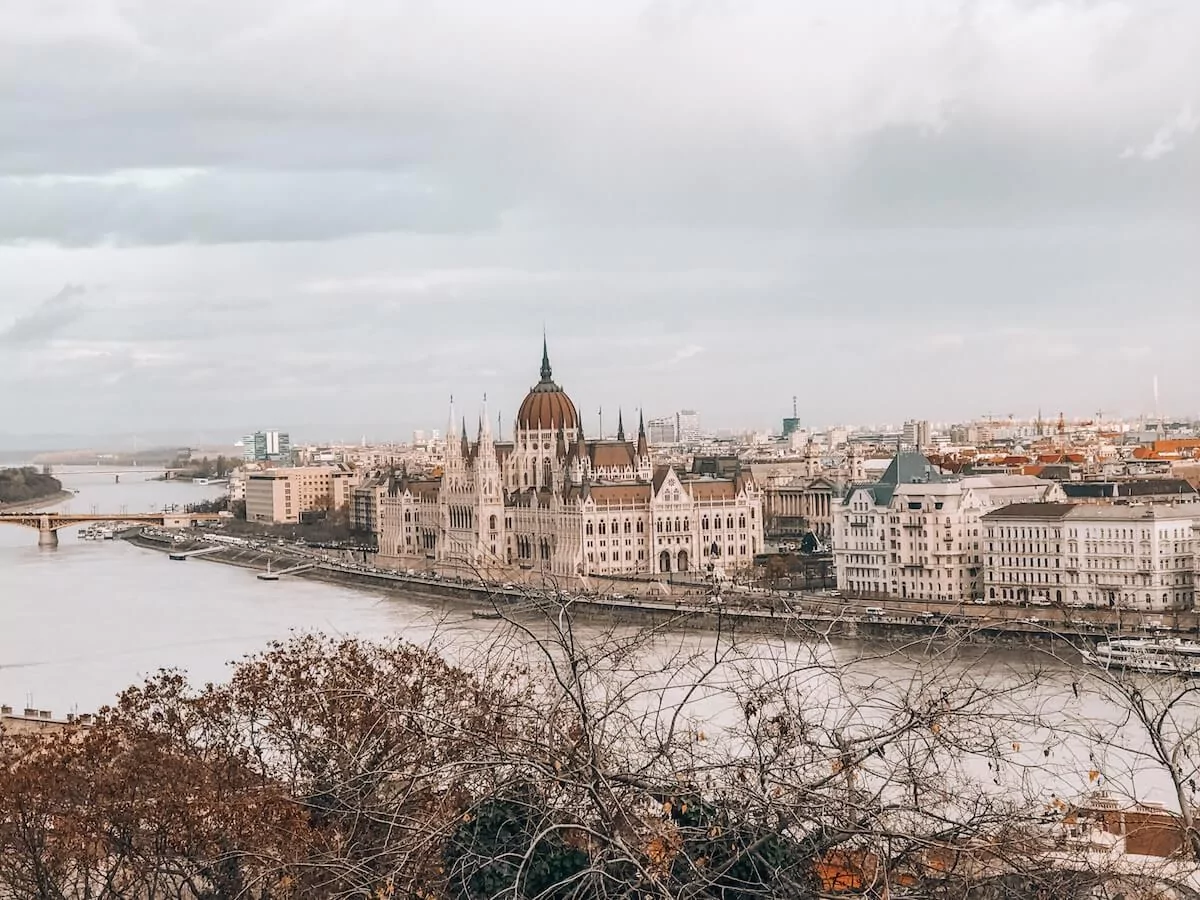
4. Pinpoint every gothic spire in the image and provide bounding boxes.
[636,409,648,457]
[617,409,625,442]
[540,333,552,382]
